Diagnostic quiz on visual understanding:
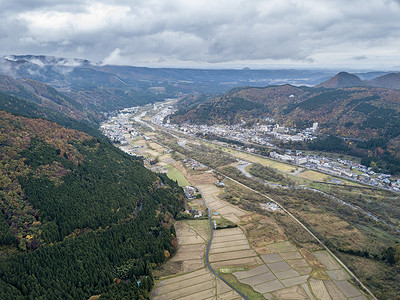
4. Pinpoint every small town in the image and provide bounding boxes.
[100,102,400,193]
